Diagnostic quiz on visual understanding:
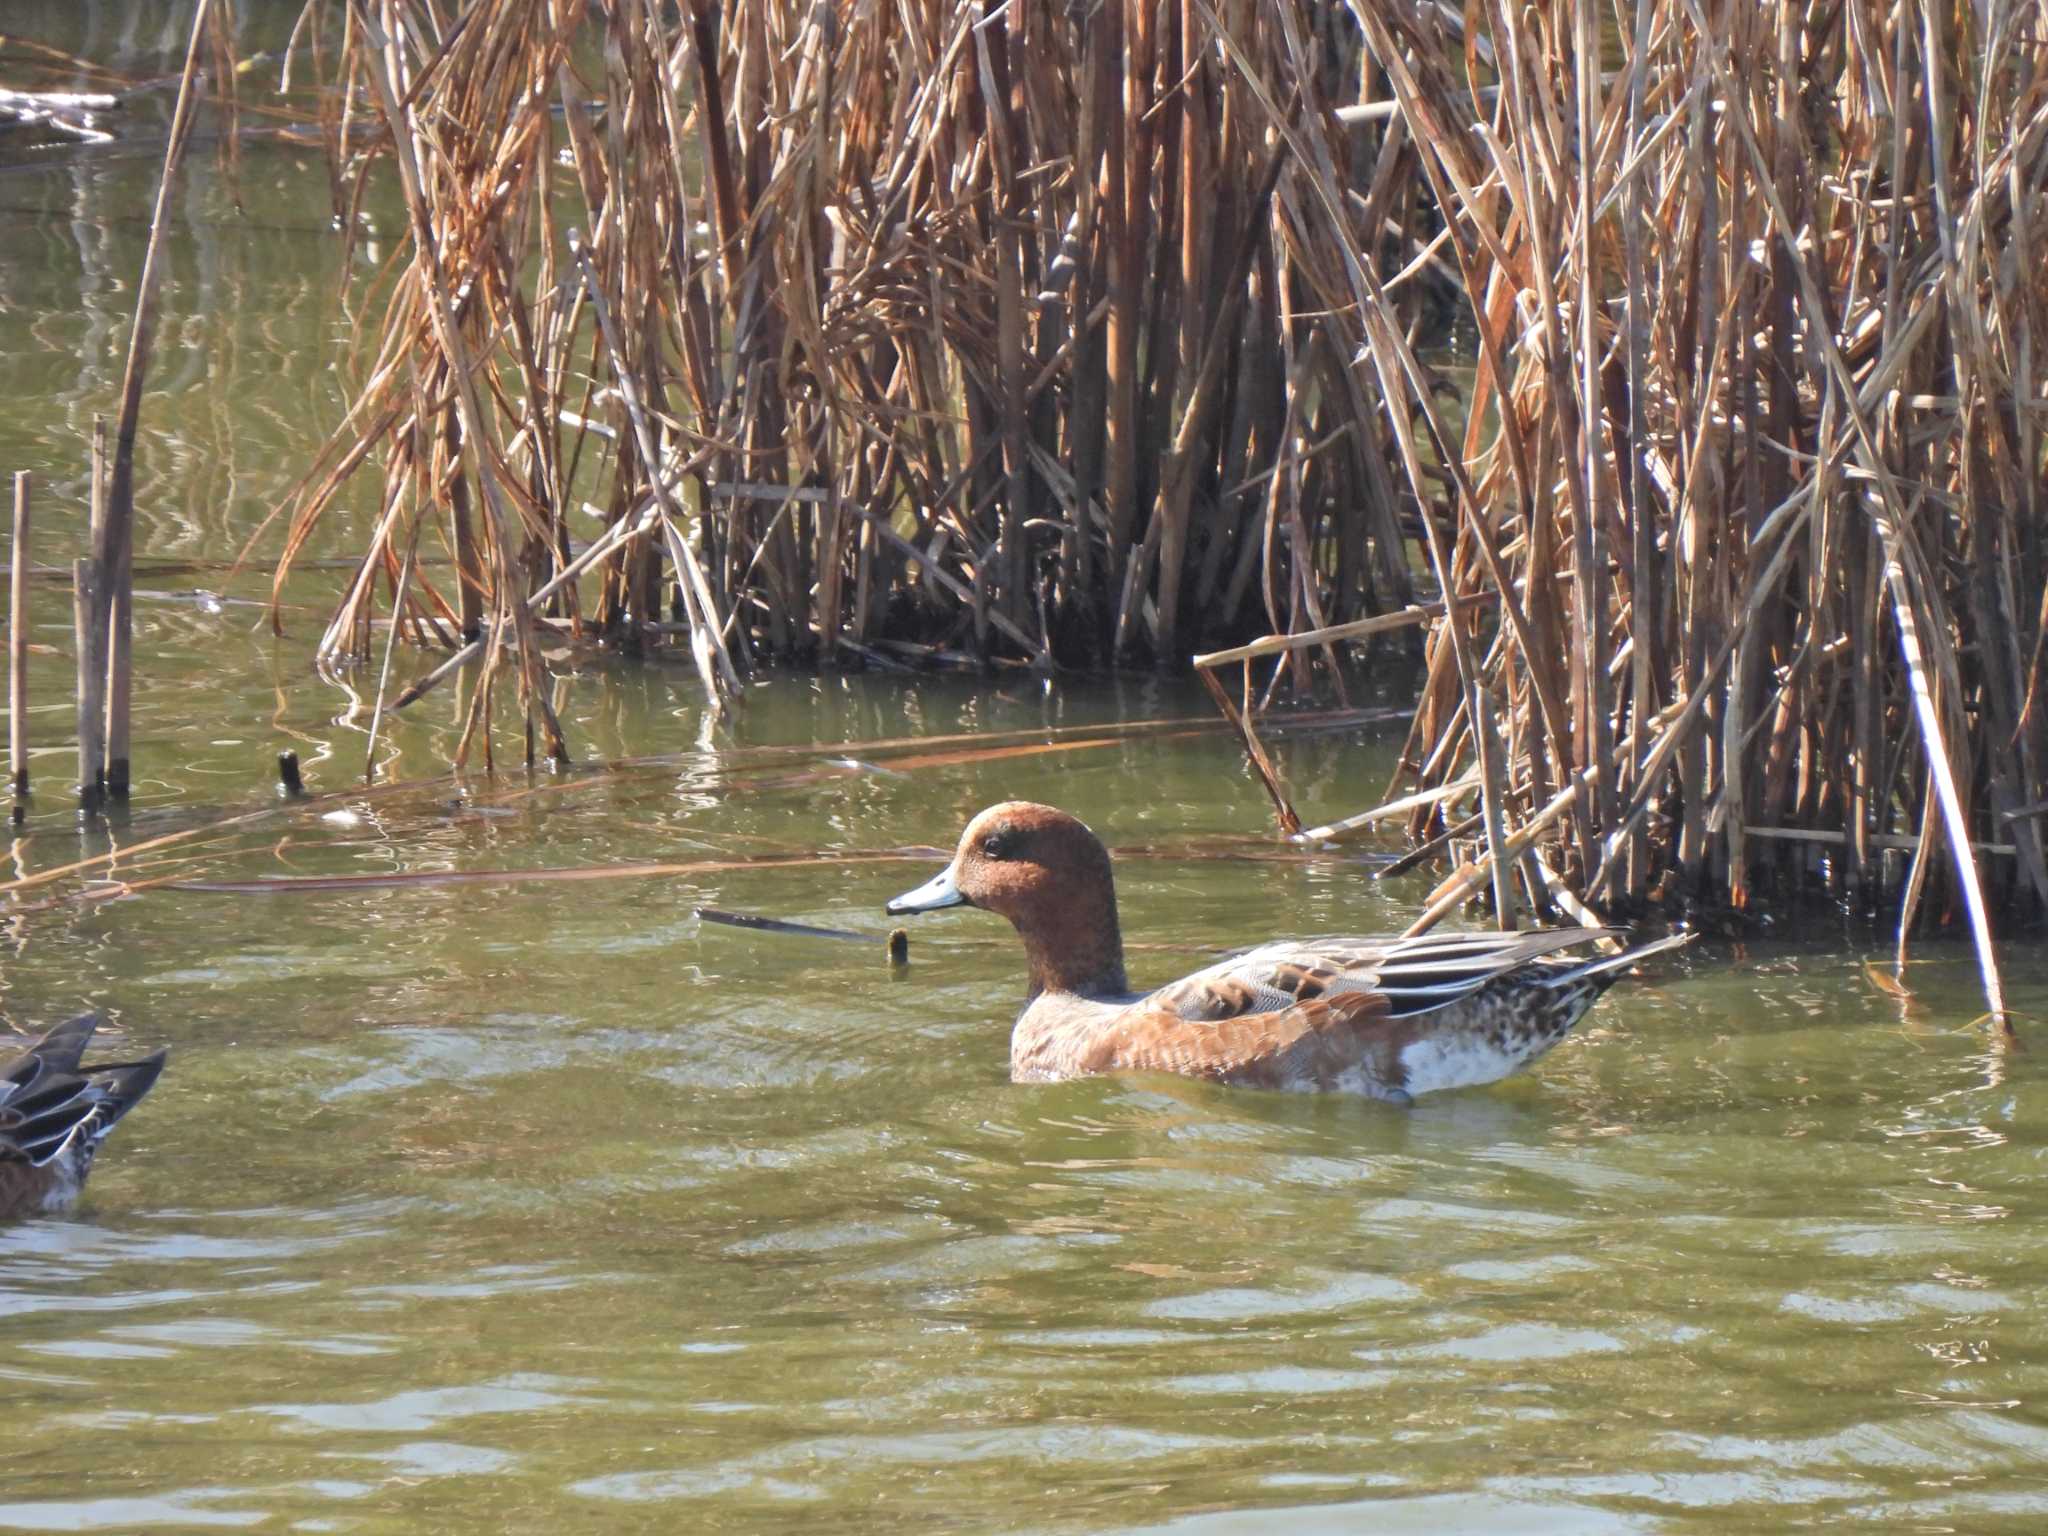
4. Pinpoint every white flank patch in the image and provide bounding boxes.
[1397,1034,1535,1097]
